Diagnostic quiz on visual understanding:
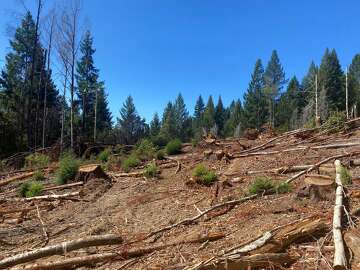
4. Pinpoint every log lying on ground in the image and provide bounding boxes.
[344,229,360,269]
[1,191,80,203]
[0,204,54,215]
[286,151,360,183]
[247,165,312,175]
[0,234,123,269]
[42,181,84,192]
[333,160,347,270]
[0,167,55,188]
[16,232,224,270]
